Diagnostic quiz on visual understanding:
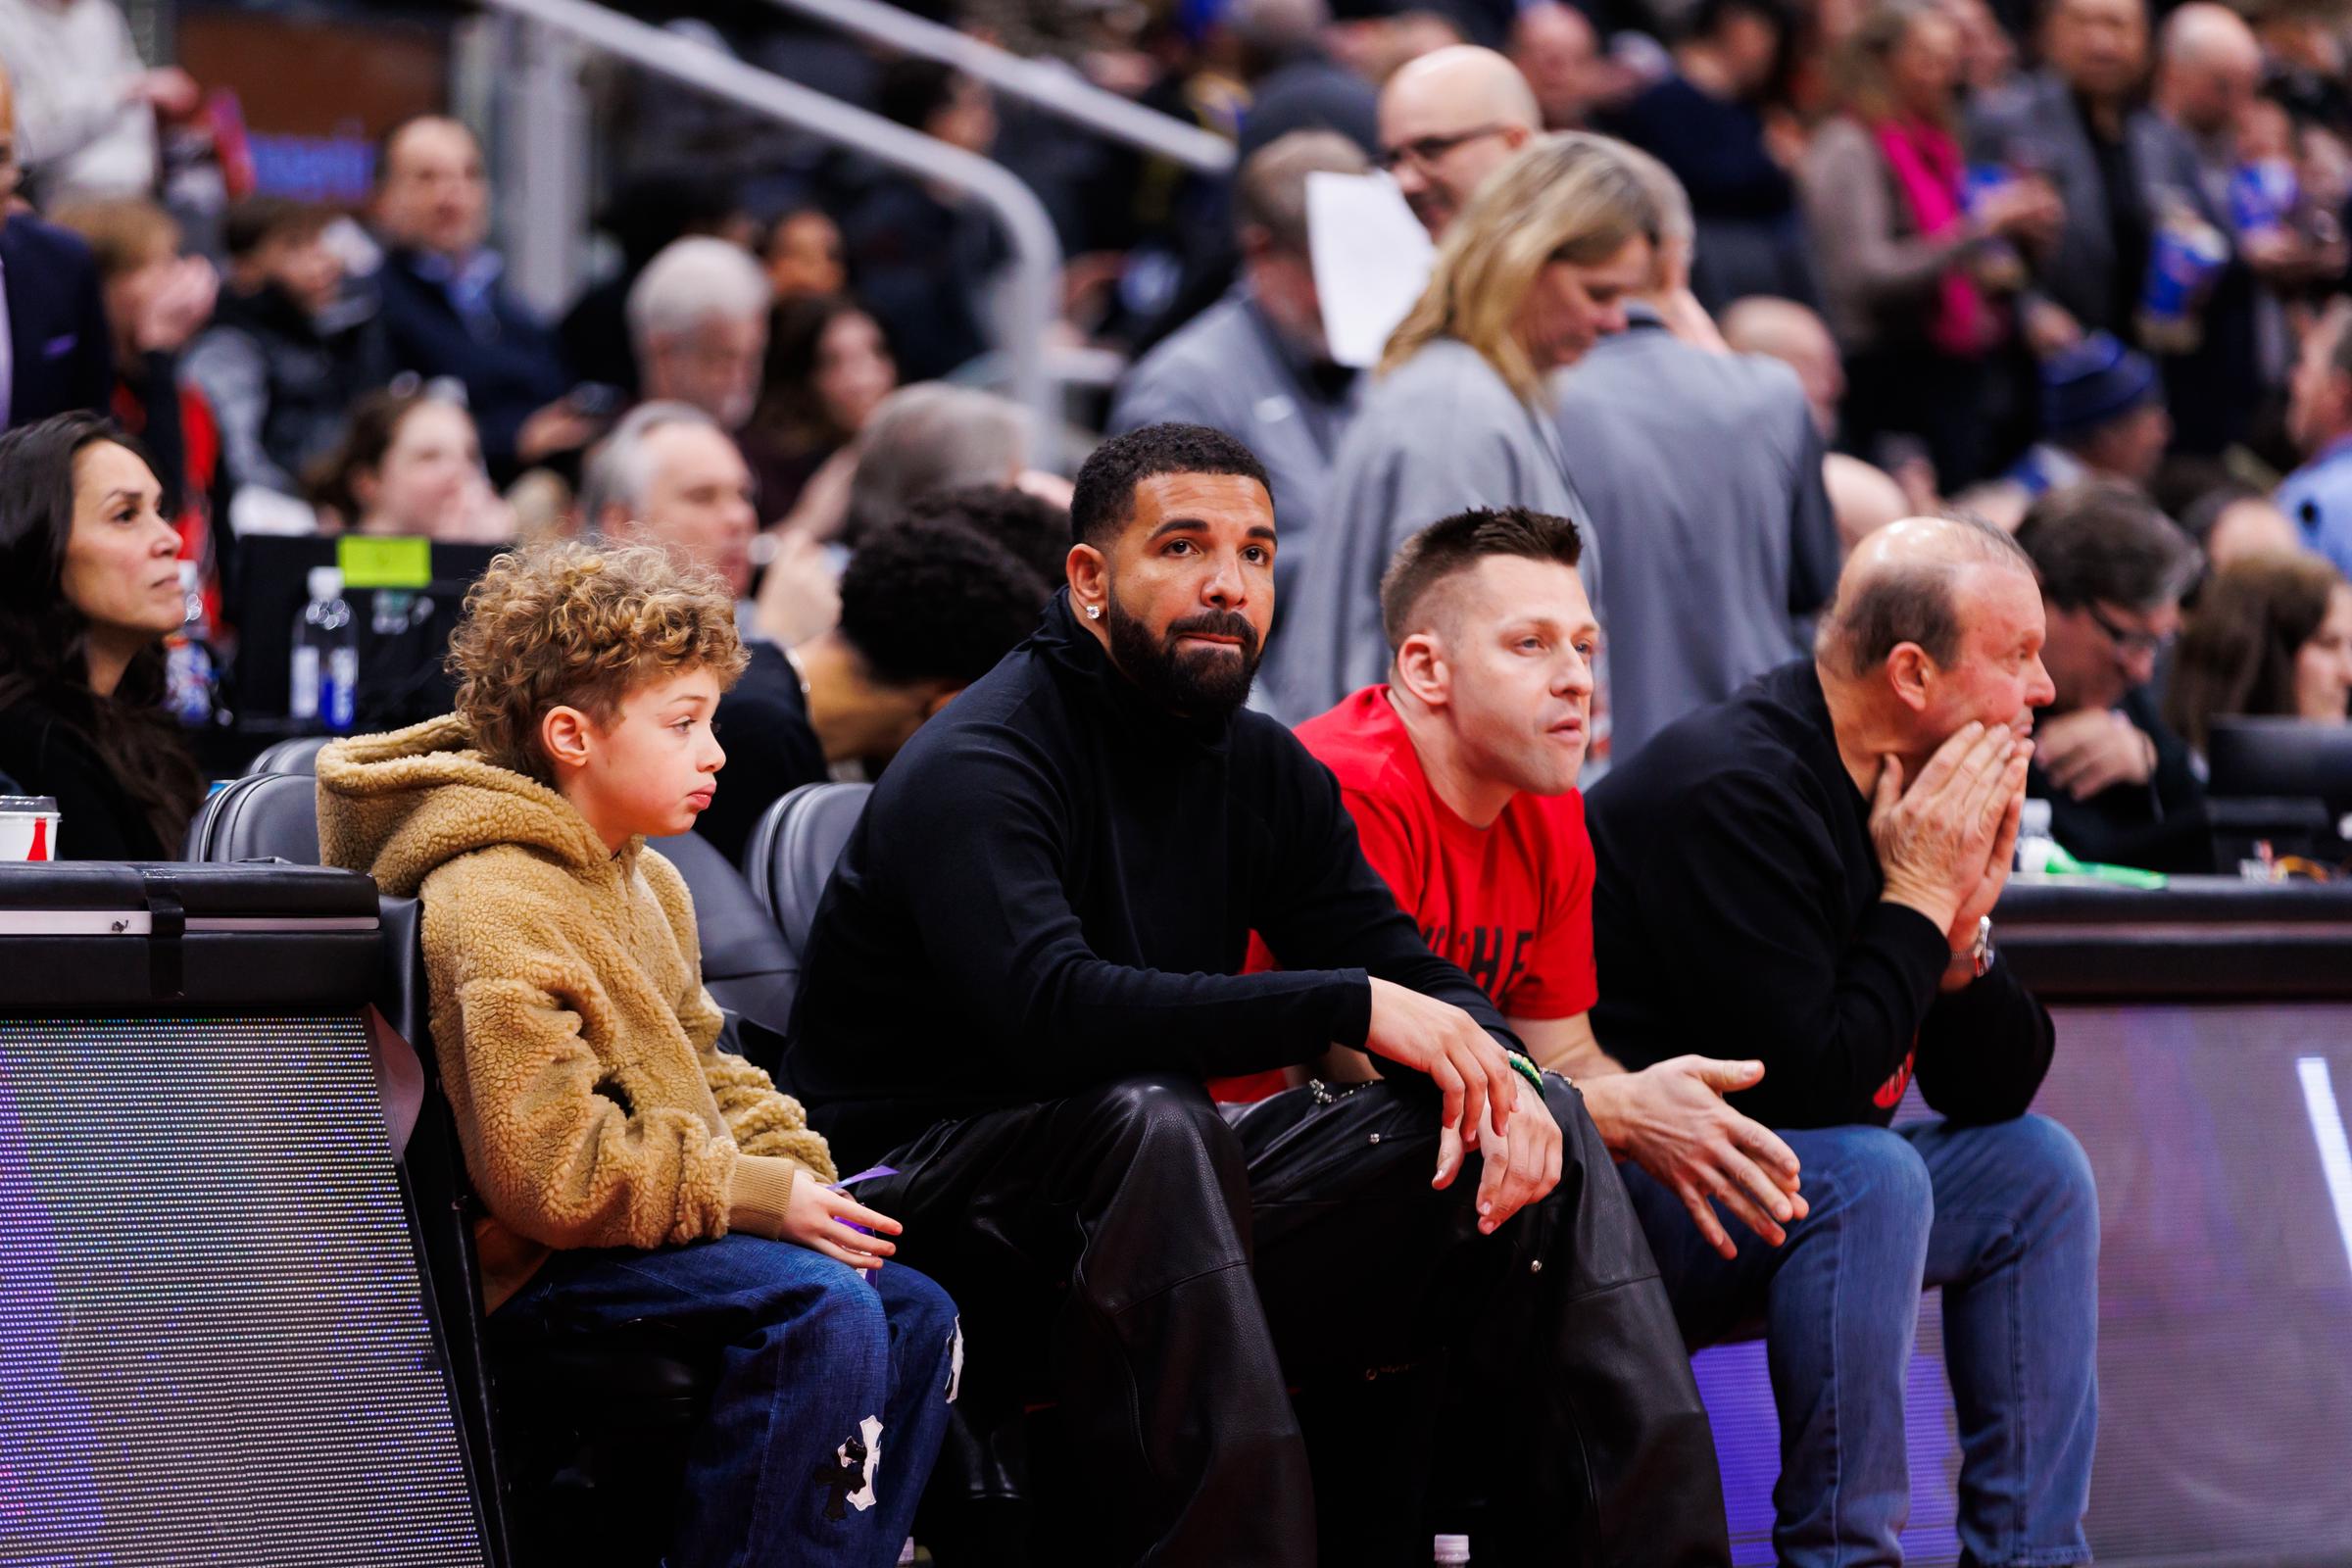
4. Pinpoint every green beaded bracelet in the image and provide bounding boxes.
[1502,1051,1544,1095]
